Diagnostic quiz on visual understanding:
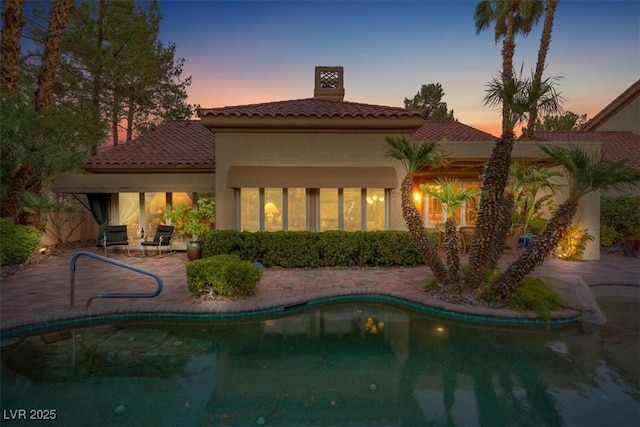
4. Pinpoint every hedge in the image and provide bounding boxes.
[0,218,41,267]
[201,230,430,268]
